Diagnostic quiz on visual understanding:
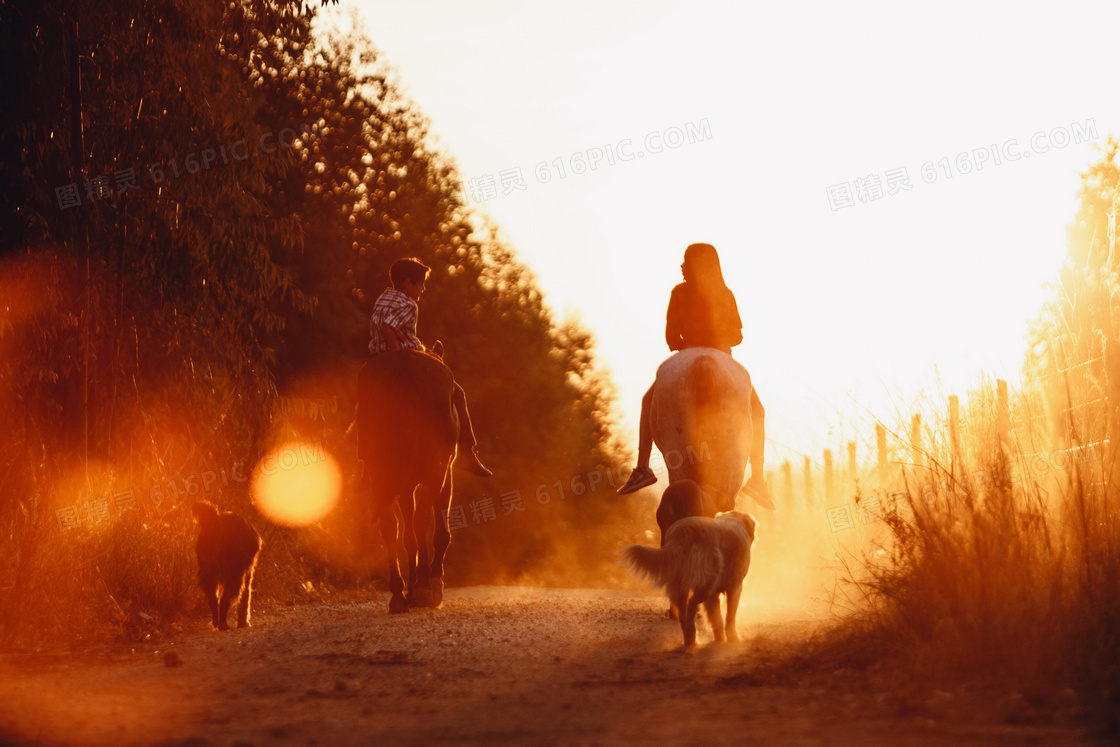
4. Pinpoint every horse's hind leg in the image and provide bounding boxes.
[428,469,453,608]
[375,496,408,614]
[398,488,419,606]
[409,485,435,608]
